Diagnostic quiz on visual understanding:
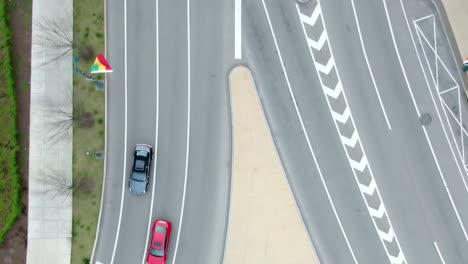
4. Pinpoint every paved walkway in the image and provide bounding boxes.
[223,67,318,264]
[27,0,73,263]
[441,0,468,58]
